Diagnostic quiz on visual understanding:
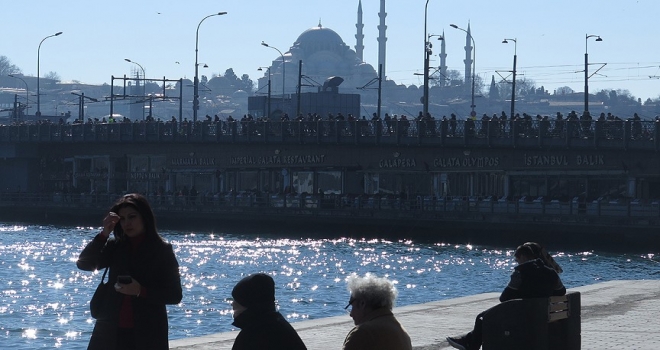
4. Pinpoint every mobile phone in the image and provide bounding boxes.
[117,275,132,284]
